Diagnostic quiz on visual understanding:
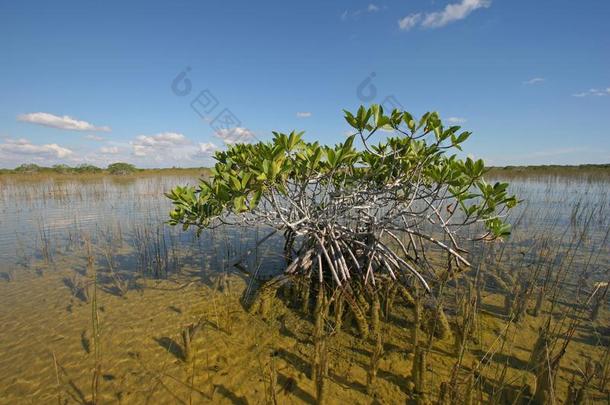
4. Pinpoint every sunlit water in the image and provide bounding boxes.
[0,174,608,275]
[0,175,287,278]
[0,173,608,403]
